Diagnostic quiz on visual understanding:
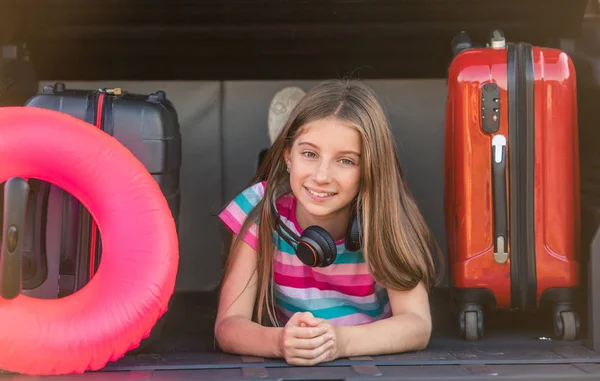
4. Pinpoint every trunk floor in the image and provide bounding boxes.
[105,289,600,375]
[130,288,594,356]
[5,289,600,380]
